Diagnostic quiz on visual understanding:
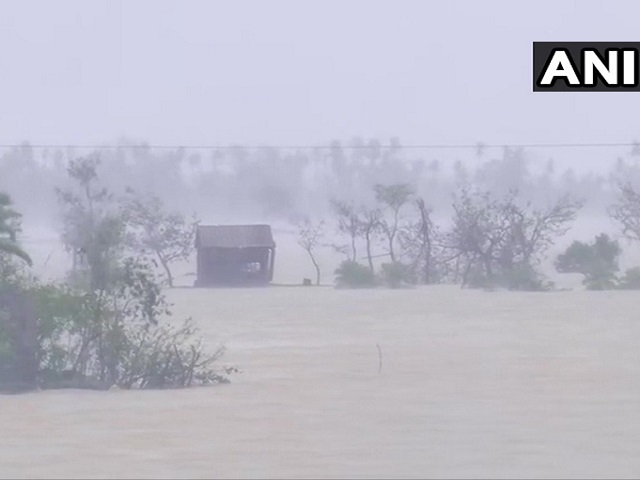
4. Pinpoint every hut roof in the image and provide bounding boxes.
[196,224,275,249]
